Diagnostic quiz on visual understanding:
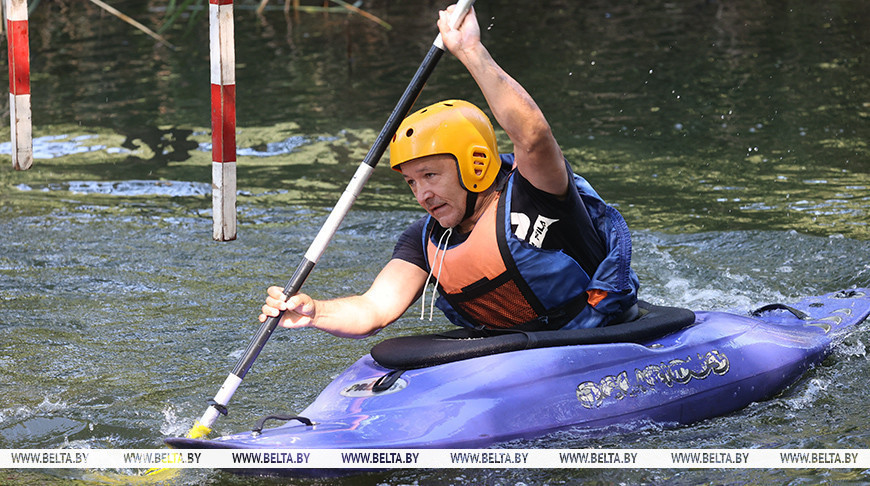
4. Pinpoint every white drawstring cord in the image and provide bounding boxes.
[420,227,453,321]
